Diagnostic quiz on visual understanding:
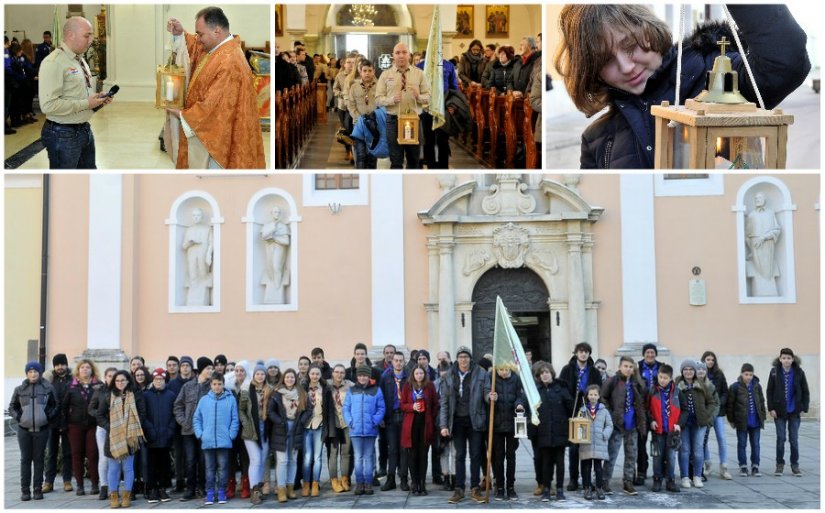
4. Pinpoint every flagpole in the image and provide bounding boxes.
[484,368,496,502]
